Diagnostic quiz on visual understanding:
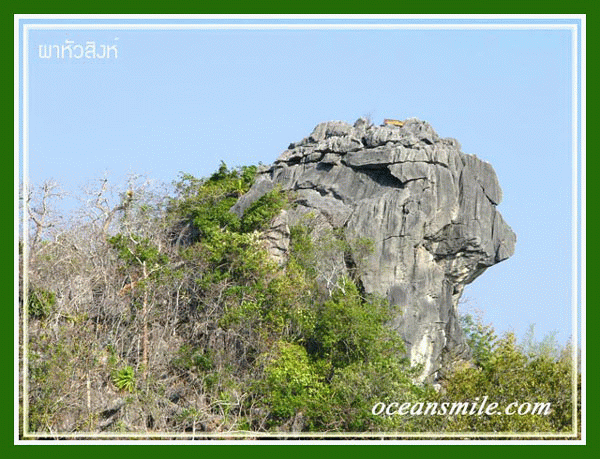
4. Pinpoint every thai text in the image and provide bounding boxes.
[38,39,118,60]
